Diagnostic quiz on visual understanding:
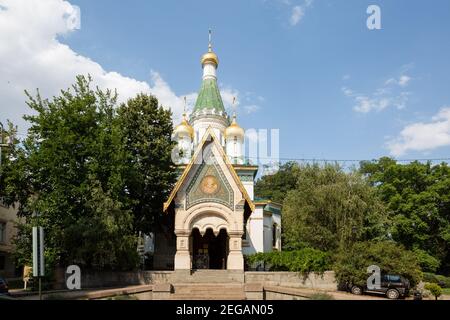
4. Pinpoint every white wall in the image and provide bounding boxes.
[242,206,264,255]
[263,214,273,252]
